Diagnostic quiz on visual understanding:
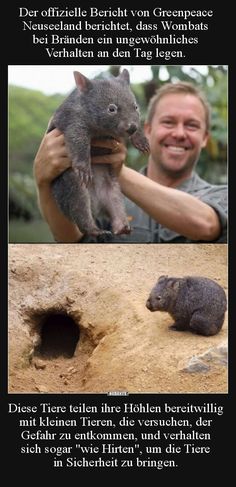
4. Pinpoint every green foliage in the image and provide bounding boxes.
[9,86,64,173]
[9,173,39,220]
[9,219,54,243]
[9,85,66,238]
